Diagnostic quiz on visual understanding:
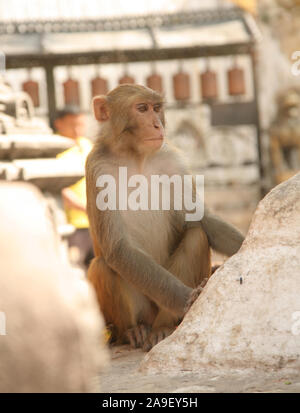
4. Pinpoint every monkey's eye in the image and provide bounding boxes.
[136,104,148,112]
[153,104,162,112]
